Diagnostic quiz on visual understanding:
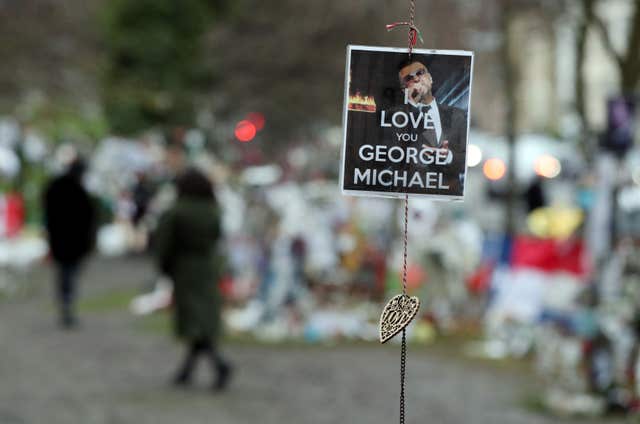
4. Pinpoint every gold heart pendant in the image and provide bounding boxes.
[379,294,420,344]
